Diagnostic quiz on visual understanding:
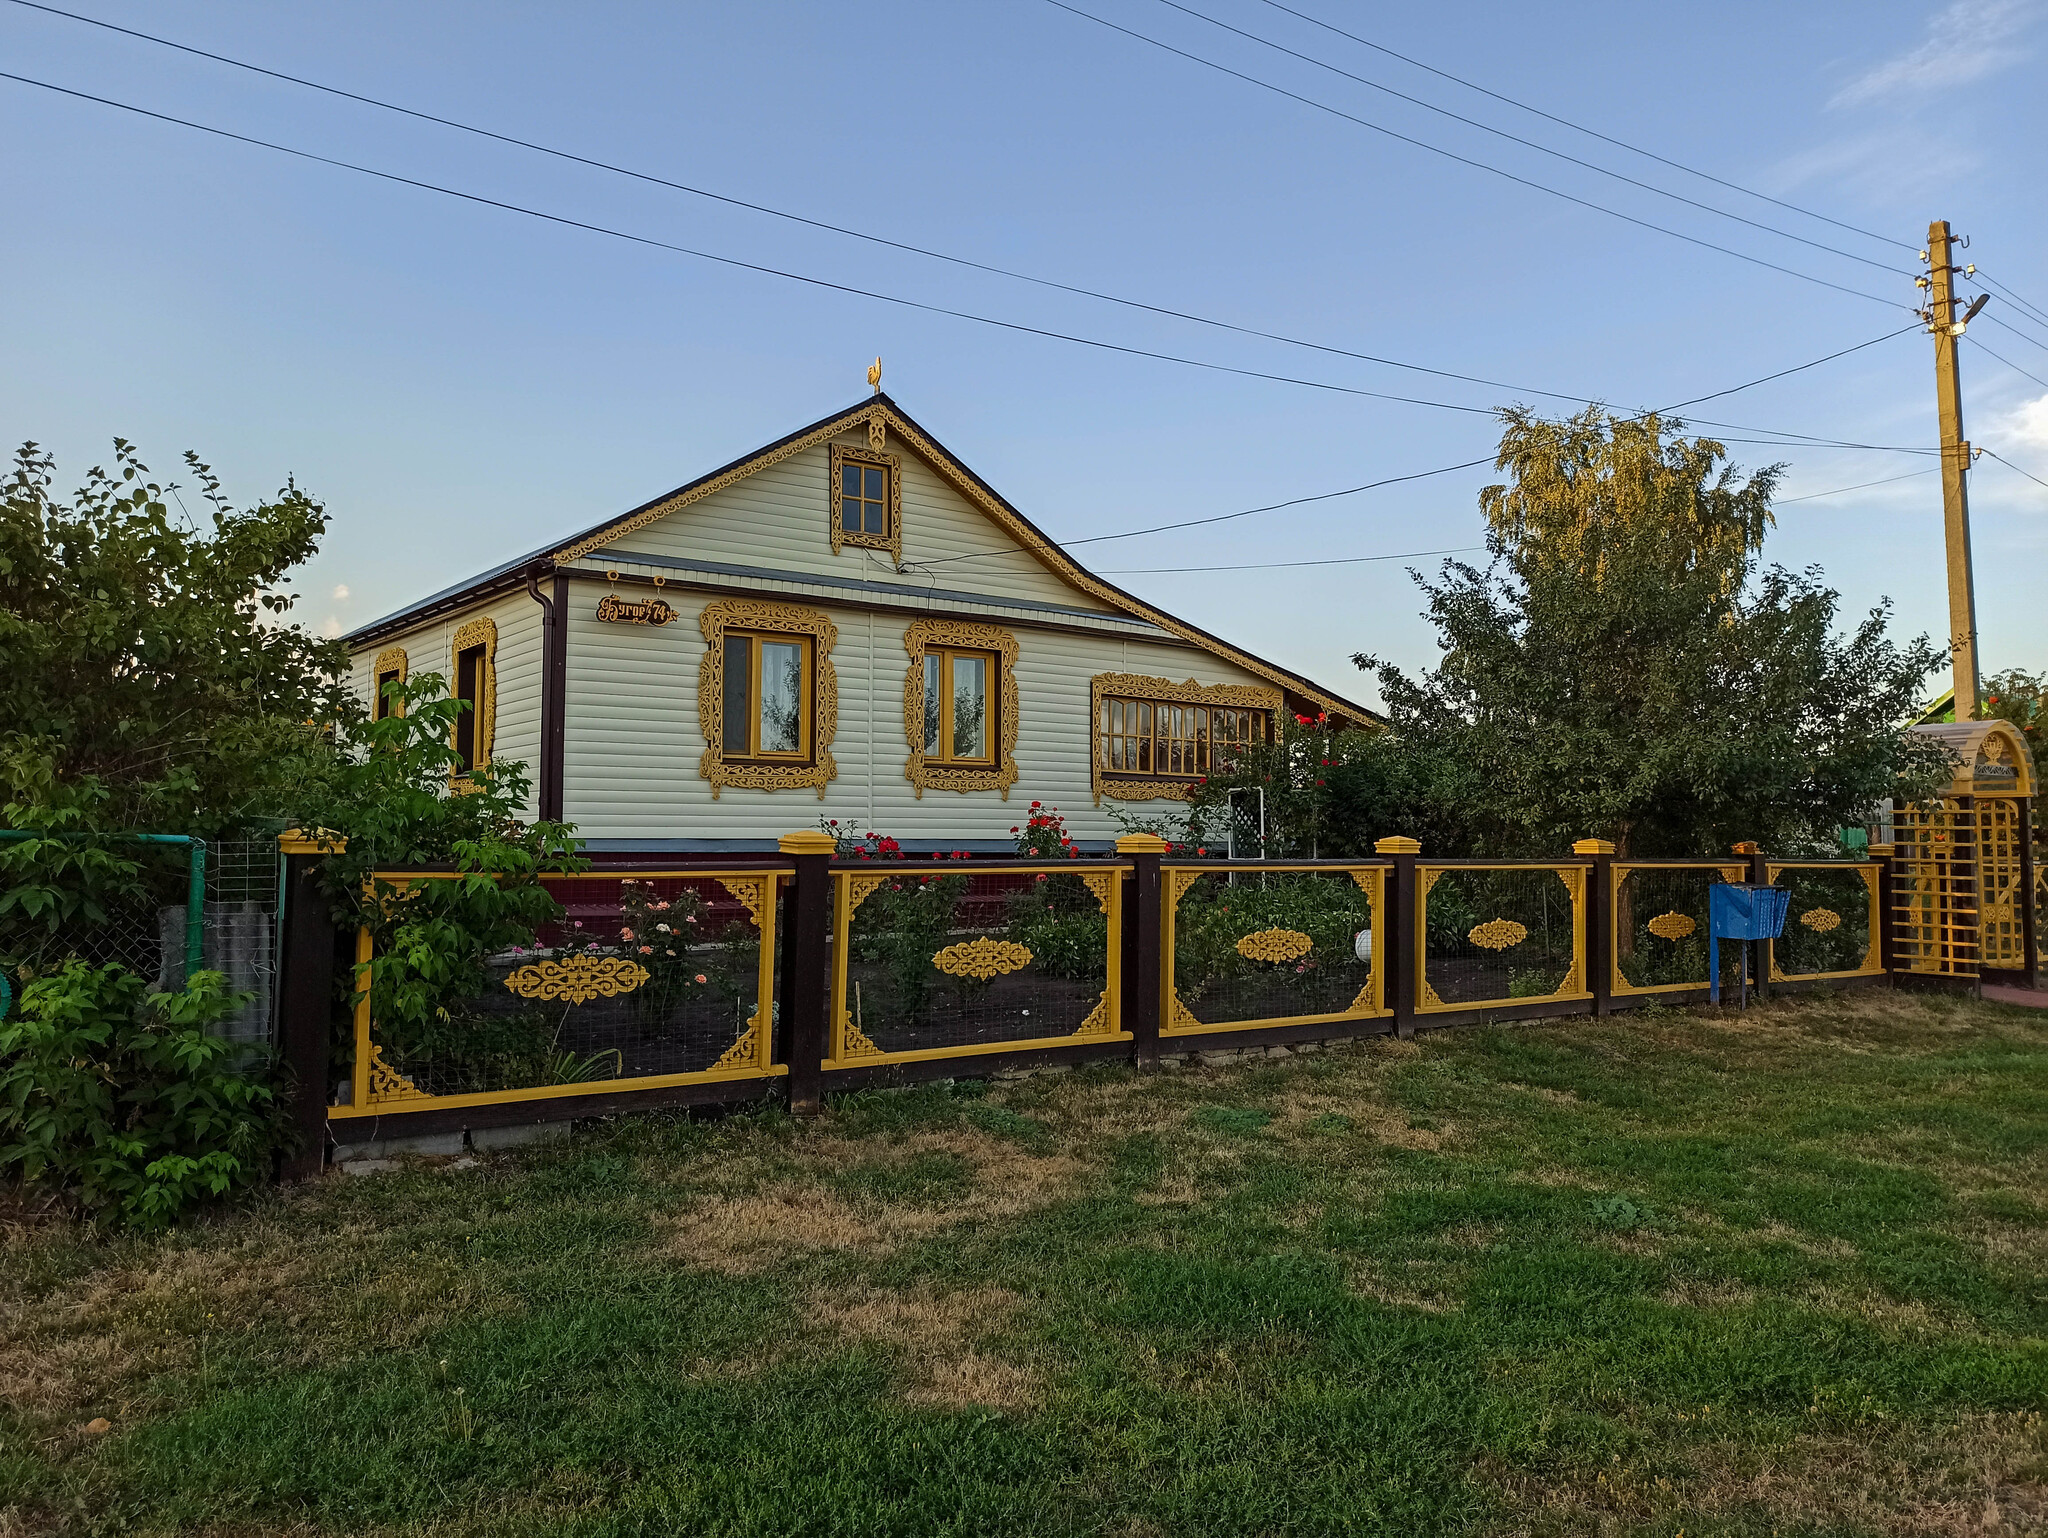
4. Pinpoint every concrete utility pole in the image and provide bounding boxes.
[1924,219,1982,721]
